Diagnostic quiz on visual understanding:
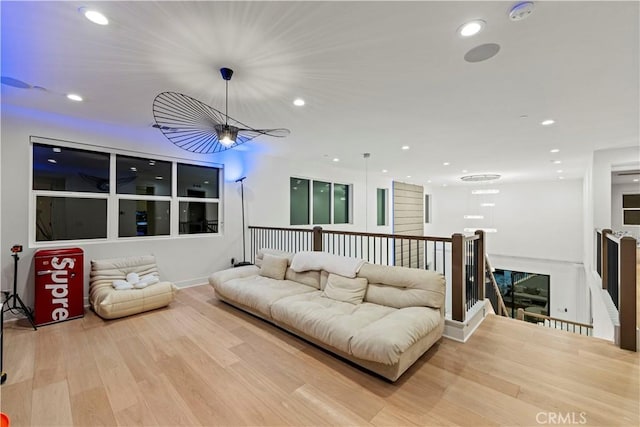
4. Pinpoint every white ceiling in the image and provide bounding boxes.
[2,1,639,186]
